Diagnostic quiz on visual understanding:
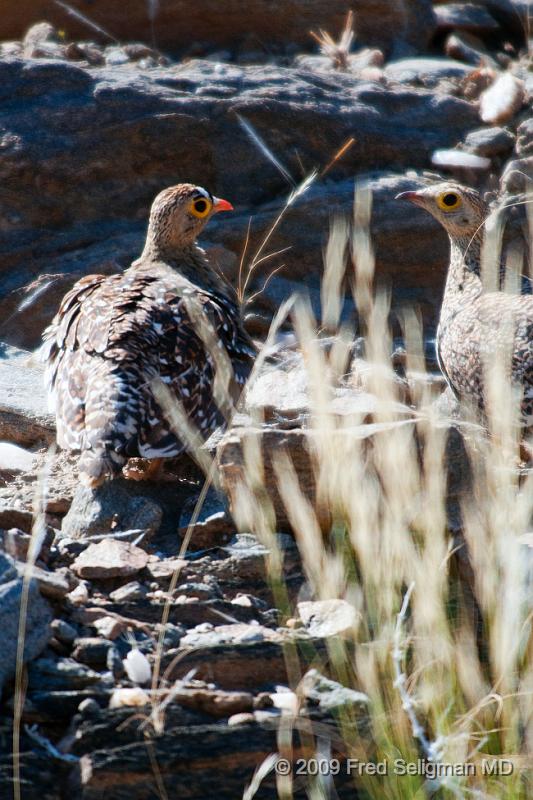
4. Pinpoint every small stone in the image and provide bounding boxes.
[51,619,78,644]
[66,581,89,606]
[78,697,101,719]
[72,637,113,667]
[109,581,147,603]
[227,712,255,726]
[28,657,101,690]
[109,687,150,708]
[123,648,152,684]
[479,72,525,125]
[17,562,71,600]
[434,4,500,36]
[431,149,490,170]
[72,539,149,580]
[146,558,187,582]
[92,615,126,640]
[300,669,369,713]
[0,442,35,473]
[107,646,124,679]
[463,126,514,158]
[297,599,359,638]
